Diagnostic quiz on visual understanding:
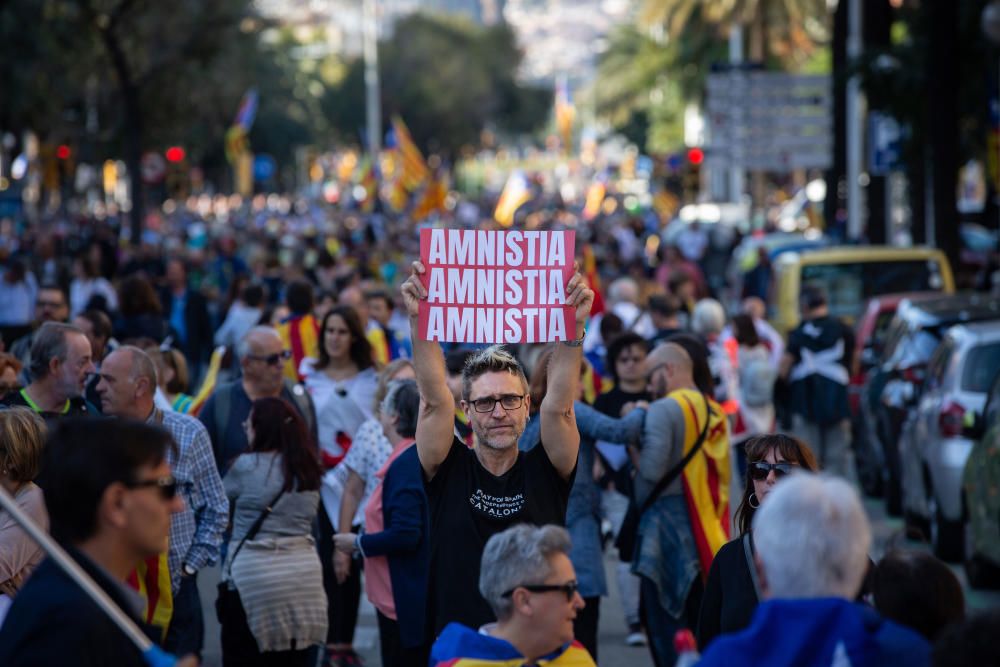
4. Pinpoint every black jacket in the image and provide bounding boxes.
[0,547,158,666]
